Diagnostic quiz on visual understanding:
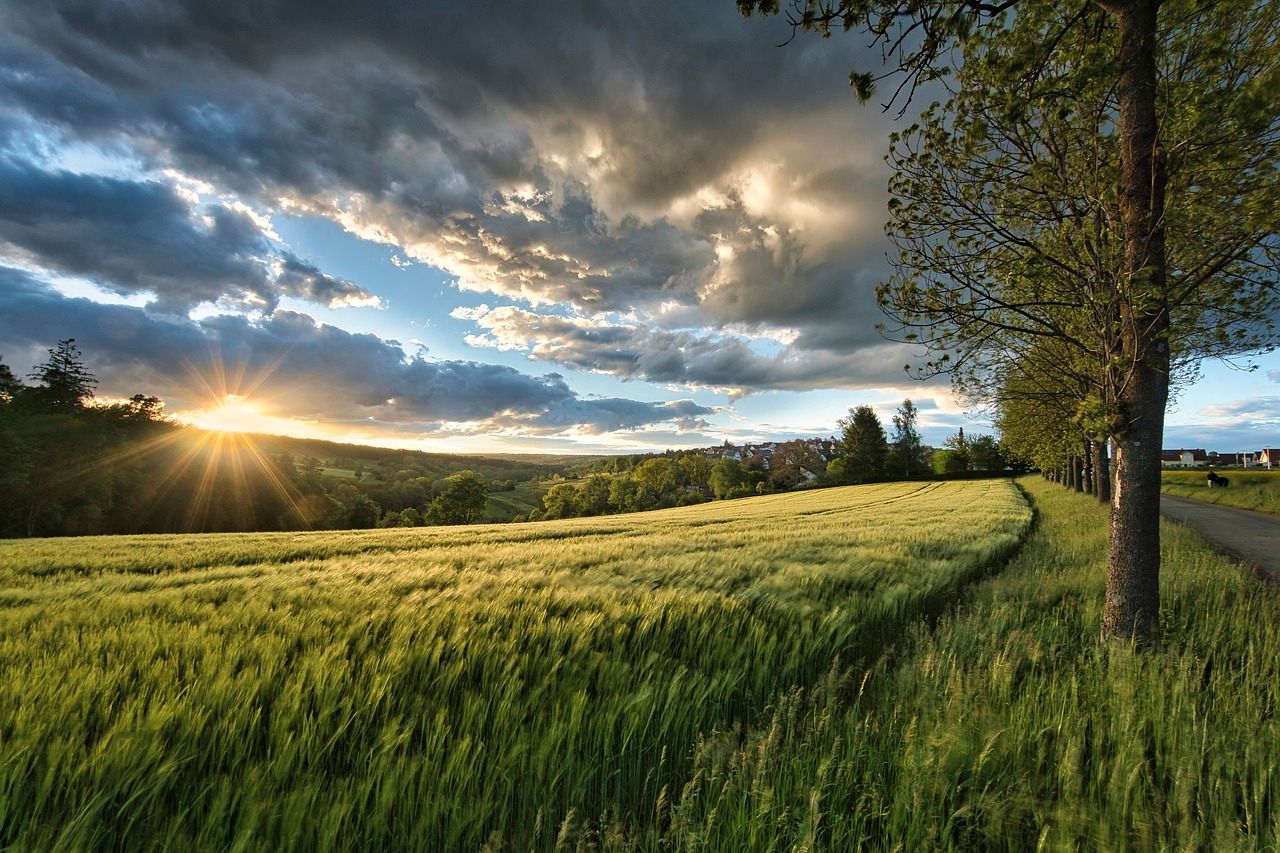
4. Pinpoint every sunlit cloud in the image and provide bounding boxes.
[182,394,300,435]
